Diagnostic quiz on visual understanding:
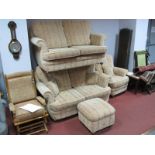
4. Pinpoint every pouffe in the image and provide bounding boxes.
[77,98,115,133]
